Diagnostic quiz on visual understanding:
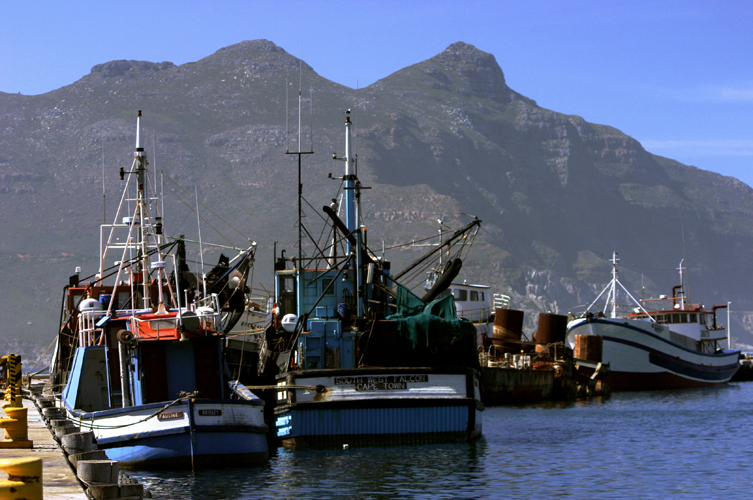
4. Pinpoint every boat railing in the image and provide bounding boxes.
[195,293,222,332]
[77,309,108,347]
[494,293,510,310]
[458,305,494,323]
[129,314,179,340]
